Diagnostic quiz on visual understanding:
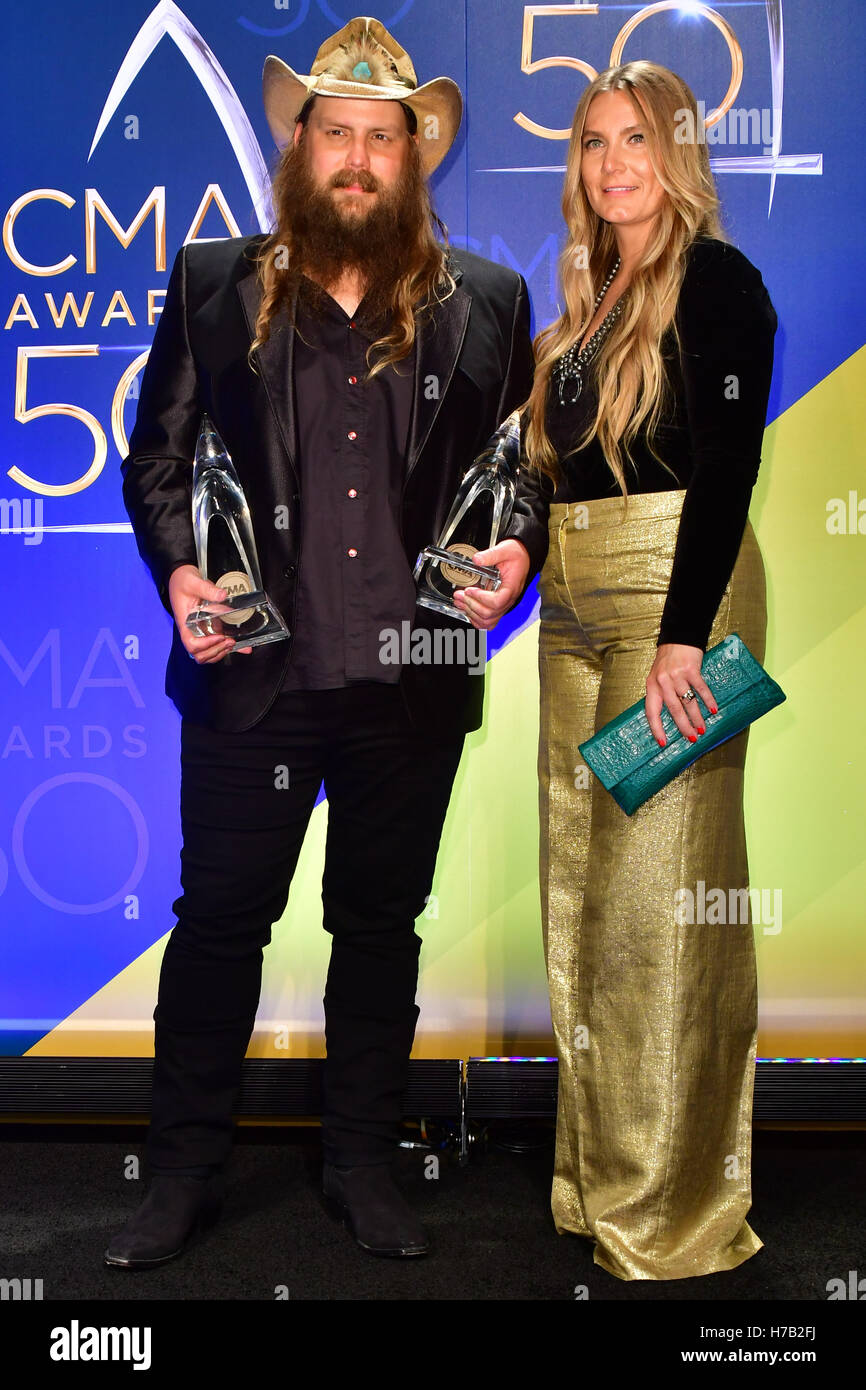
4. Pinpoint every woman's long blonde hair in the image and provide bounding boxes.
[524,61,726,492]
